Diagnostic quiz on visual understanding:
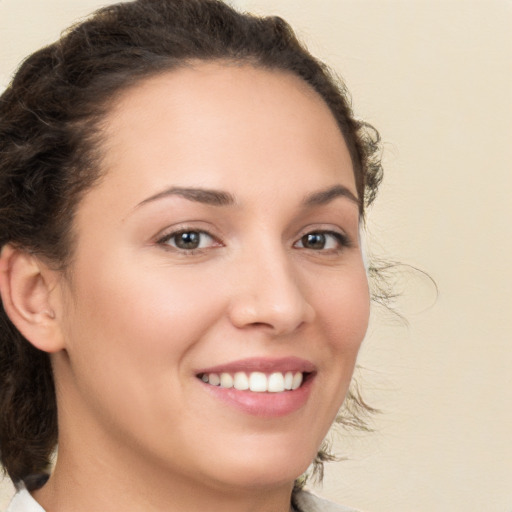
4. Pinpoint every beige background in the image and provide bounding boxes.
[1,1,511,511]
